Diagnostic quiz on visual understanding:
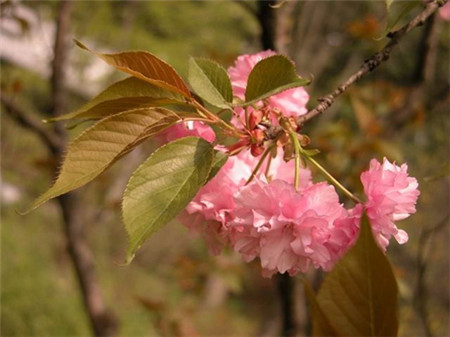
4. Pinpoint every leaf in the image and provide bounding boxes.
[49,77,185,122]
[188,57,233,109]
[74,40,191,98]
[302,149,320,157]
[122,137,213,262]
[206,151,228,183]
[303,280,339,337]
[378,0,421,39]
[244,55,310,106]
[26,108,180,213]
[350,94,380,135]
[312,215,399,336]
